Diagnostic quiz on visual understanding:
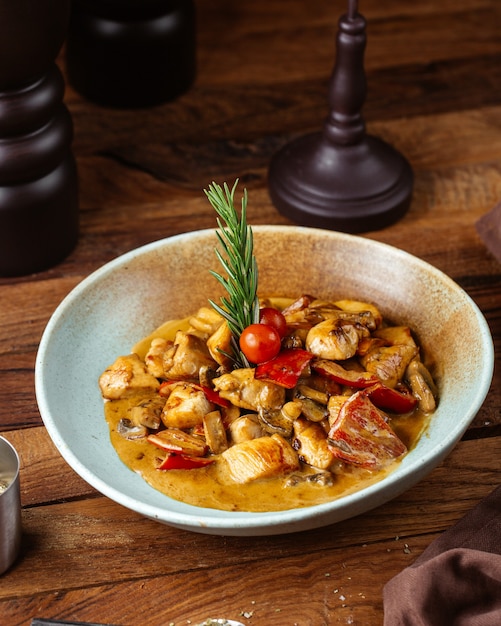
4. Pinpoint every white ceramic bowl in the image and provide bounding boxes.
[35,226,494,536]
